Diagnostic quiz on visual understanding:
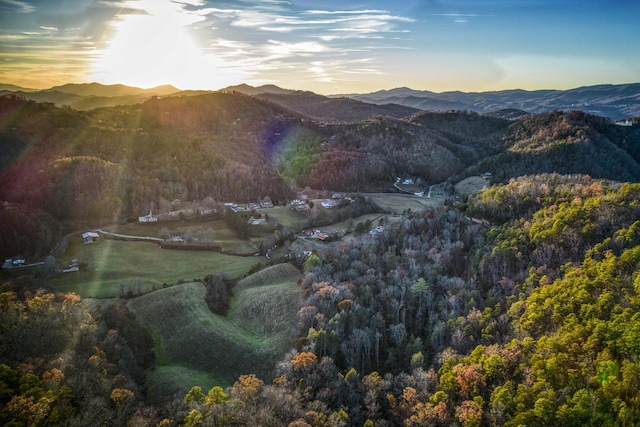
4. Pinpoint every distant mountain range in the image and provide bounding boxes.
[0,82,180,111]
[1,81,639,120]
[340,84,640,120]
